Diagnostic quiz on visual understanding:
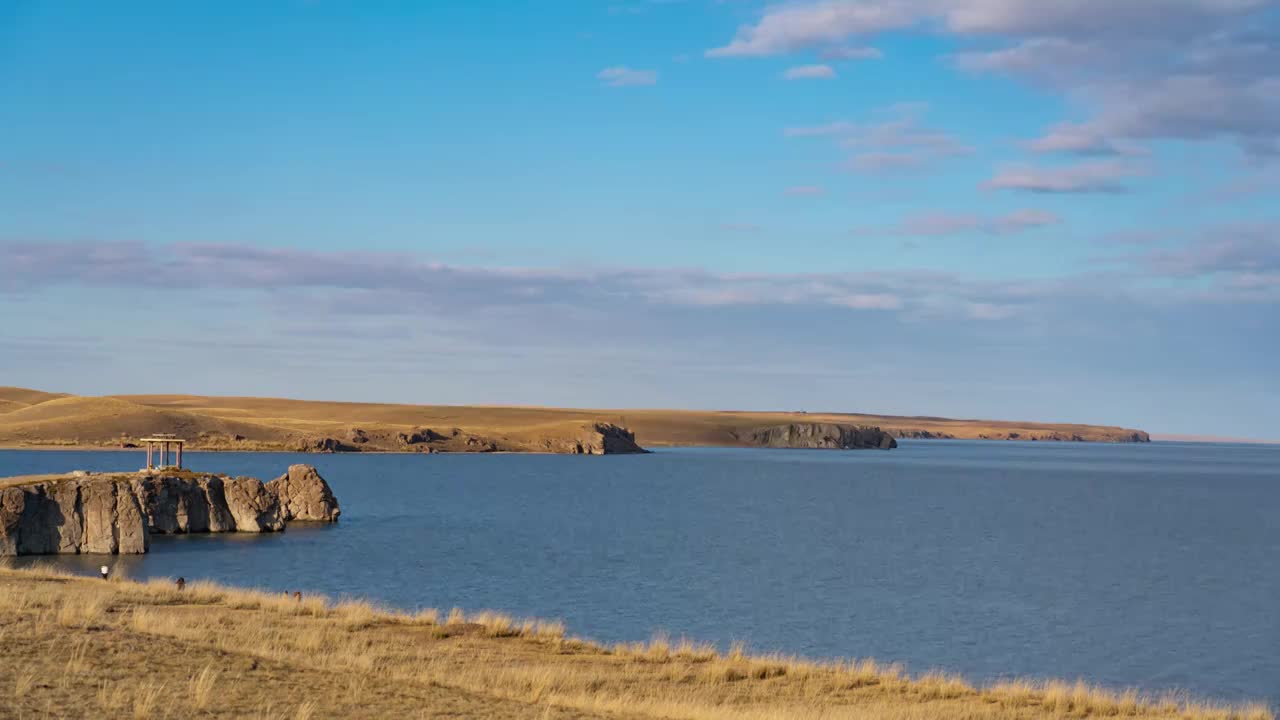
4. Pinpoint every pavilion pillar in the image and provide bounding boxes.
[176,443,183,469]
[146,443,153,469]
